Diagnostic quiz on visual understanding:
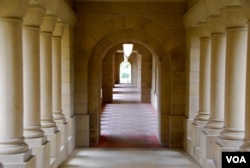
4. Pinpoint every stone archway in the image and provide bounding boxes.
[87,36,170,146]
[74,11,185,147]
